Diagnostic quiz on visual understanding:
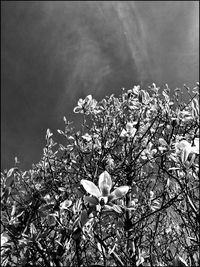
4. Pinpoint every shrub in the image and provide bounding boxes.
[1,83,199,266]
